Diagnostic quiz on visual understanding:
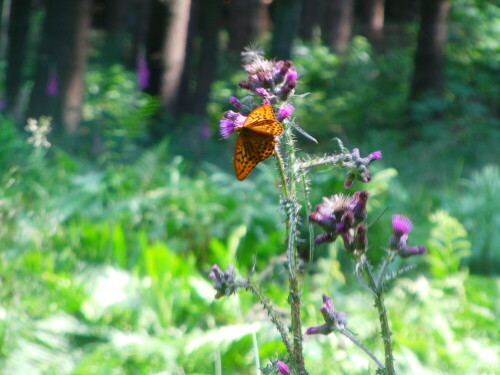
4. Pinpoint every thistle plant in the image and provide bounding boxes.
[210,48,426,375]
